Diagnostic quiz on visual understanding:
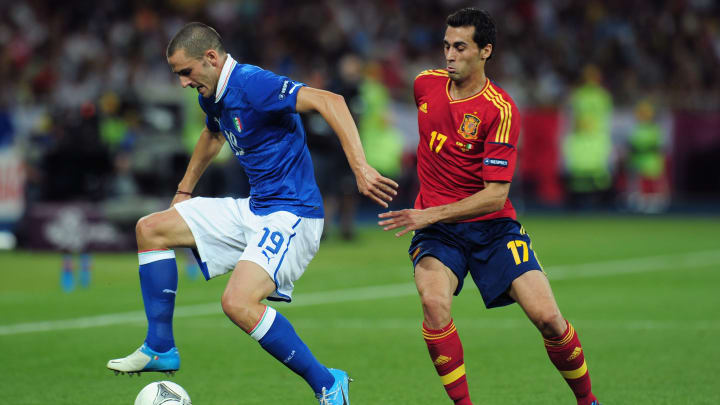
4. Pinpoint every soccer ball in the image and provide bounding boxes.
[135,381,192,405]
